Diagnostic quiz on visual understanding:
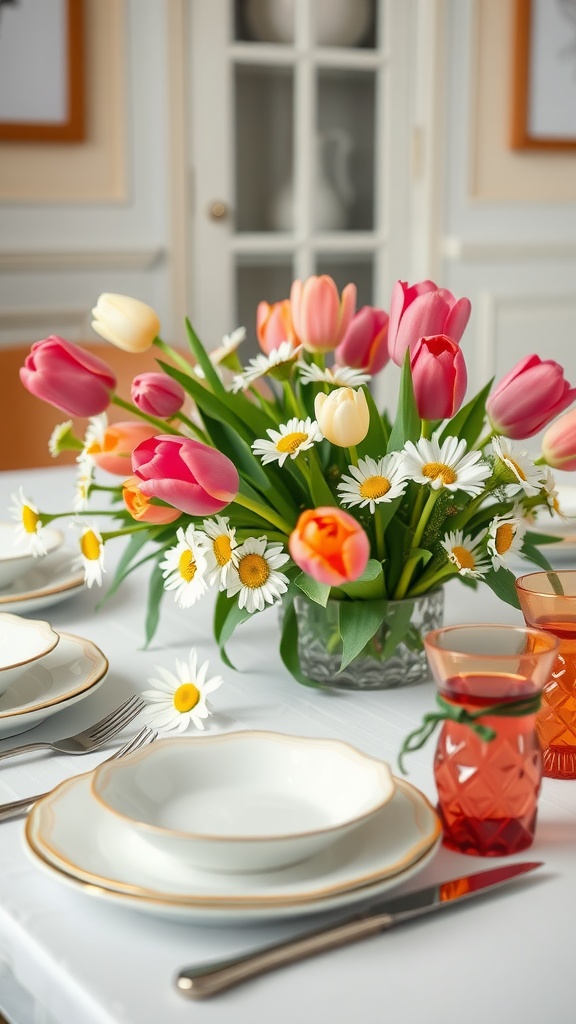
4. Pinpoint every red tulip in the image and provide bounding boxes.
[388,280,471,366]
[410,334,468,420]
[289,506,369,587]
[290,275,356,354]
[487,354,576,440]
[131,435,239,516]
[335,306,390,374]
[20,336,116,416]
[131,372,185,417]
[542,408,576,471]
